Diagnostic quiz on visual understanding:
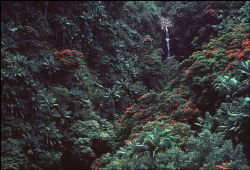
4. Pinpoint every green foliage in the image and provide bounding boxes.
[1,52,40,119]
[238,59,250,76]
[1,139,30,169]
[1,1,250,169]
[167,16,249,113]
[123,1,162,44]
[39,52,60,77]
[183,129,249,170]
[94,117,250,169]
[128,127,172,161]
[195,112,214,131]
[171,1,247,55]
[139,54,168,91]
[163,56,180,82]
[215,74,248,97]
[215,97,250,138]
[213,60,249,148]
